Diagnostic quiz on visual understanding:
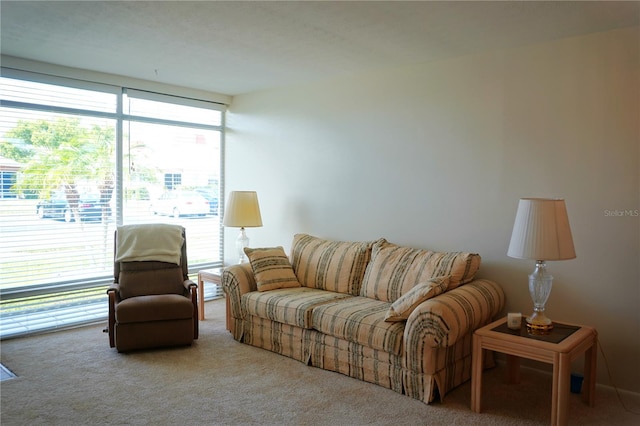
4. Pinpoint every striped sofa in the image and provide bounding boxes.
[222,234,505,404]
